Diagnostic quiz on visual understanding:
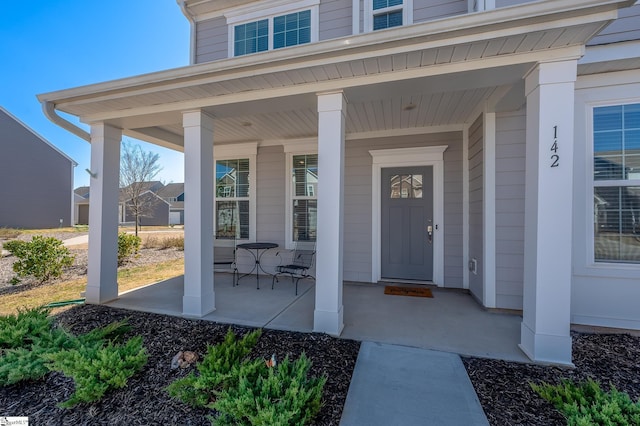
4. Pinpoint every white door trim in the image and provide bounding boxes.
[370,145,448,285]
